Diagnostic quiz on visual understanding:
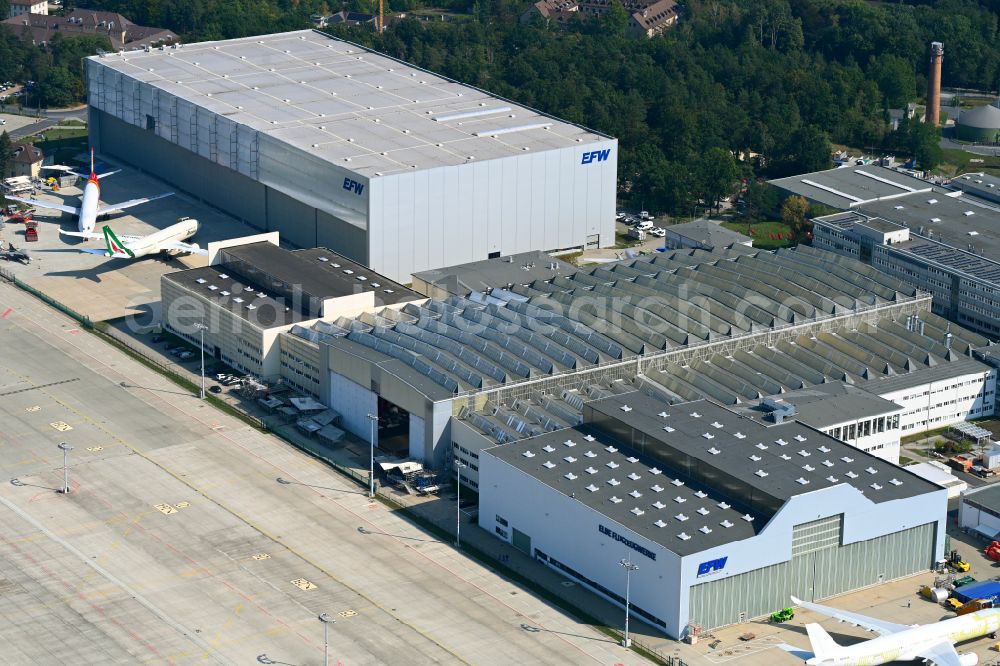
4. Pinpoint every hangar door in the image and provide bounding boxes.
[688,517,935,632]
